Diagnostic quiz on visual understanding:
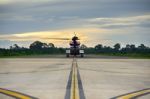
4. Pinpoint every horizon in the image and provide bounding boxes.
[0,40,150,49]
